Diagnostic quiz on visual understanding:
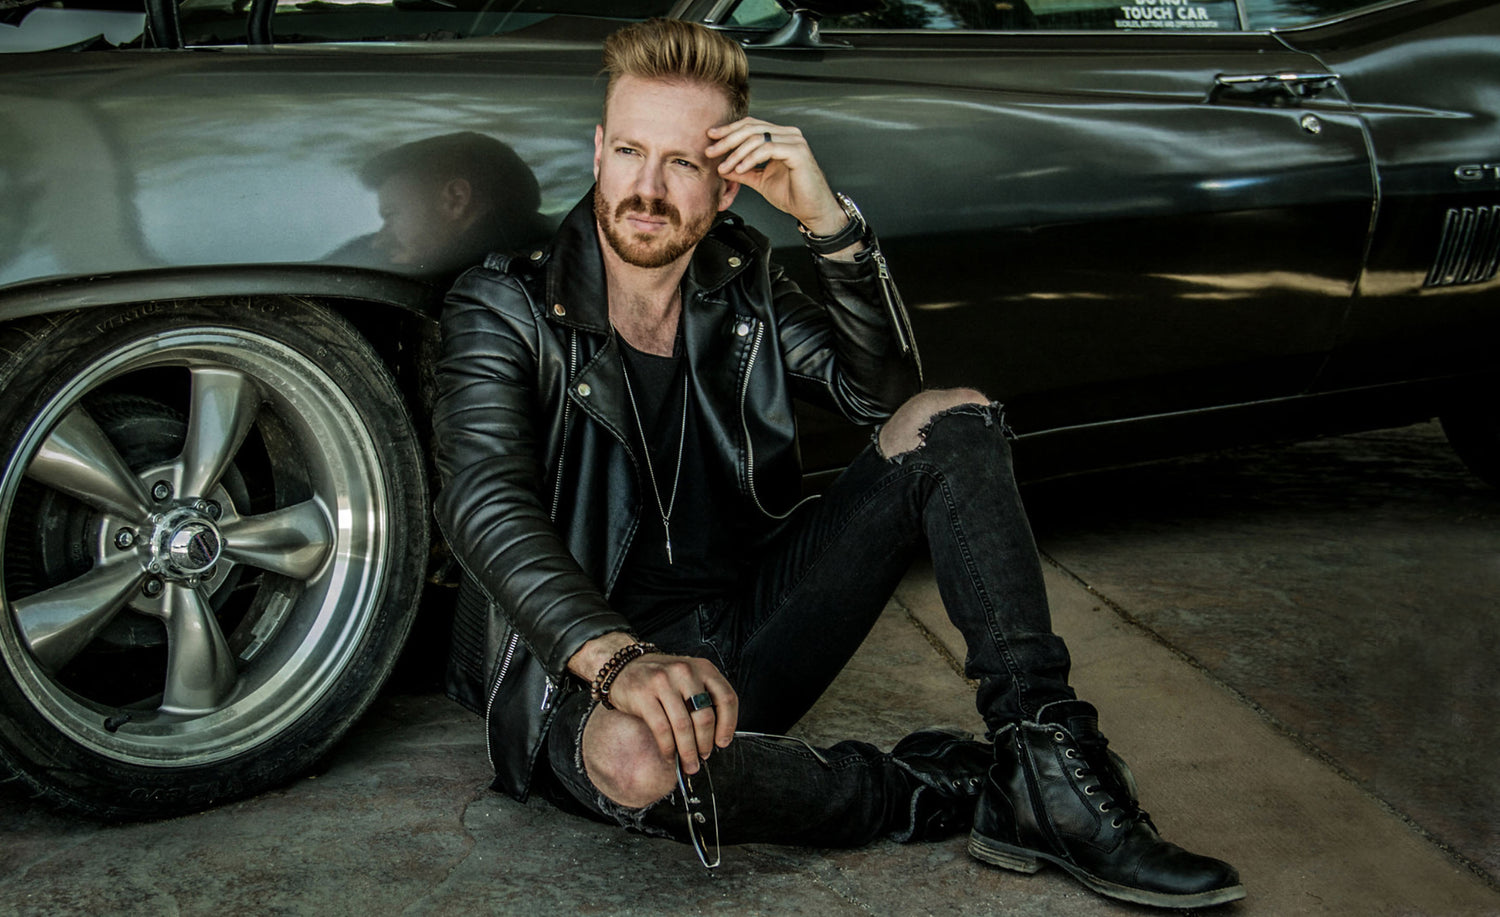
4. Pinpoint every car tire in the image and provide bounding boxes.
[0,299,428,819]
[1441,390,1500,488]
